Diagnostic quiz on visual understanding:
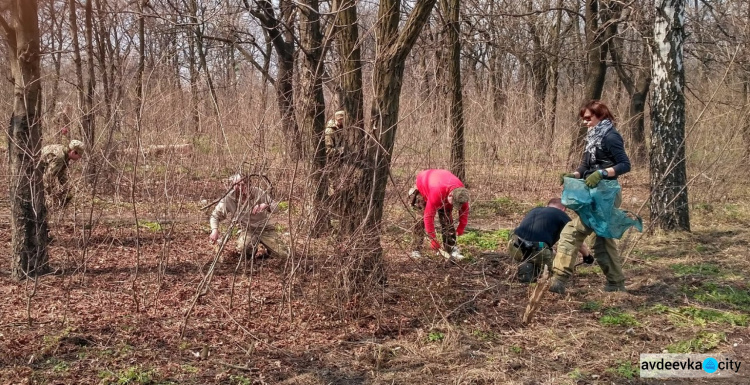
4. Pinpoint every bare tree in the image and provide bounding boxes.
[441,0,466,182]
[650,0,690,231]
[334,0,438,294]
[1,0,51,278]
[298,0,330,235]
